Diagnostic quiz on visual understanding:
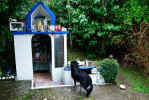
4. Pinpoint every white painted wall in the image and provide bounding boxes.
[50,34,66,83]
[50,34,64,82]
[50,34,55,81]
[64,34,67,66]
[14,34,67,83]
[14,34,33,80]
[52,67,64,82]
